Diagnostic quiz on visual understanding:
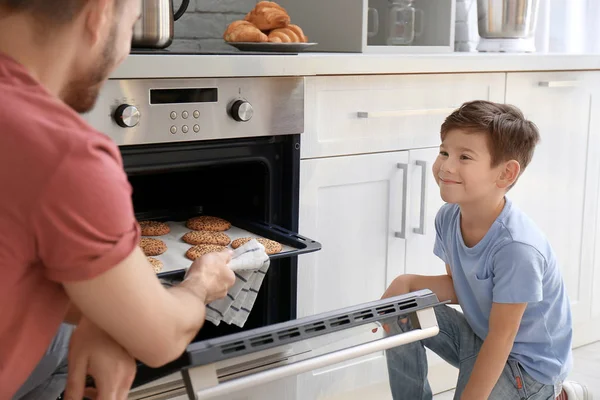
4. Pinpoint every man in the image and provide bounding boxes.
[0,1,237,398]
